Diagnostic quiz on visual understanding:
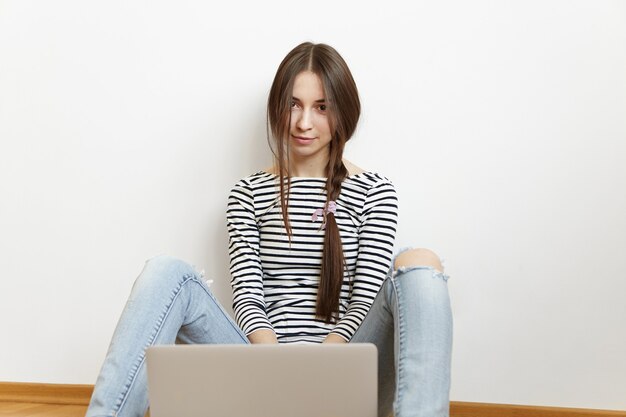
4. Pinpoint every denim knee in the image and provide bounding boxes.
[390,258,451,317]
[133,255,204,296]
